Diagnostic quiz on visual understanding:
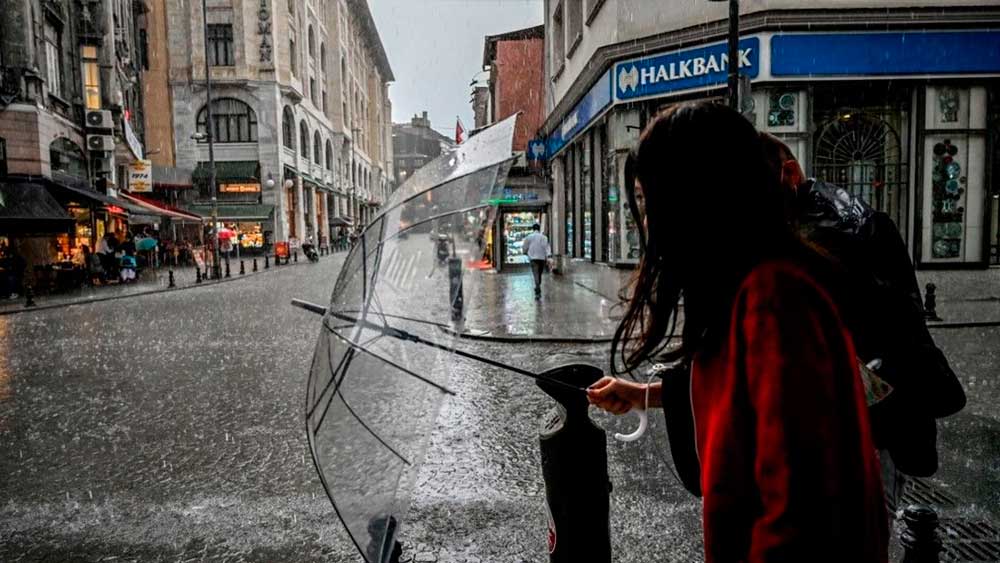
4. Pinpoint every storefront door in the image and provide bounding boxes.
[499,209,548,270]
